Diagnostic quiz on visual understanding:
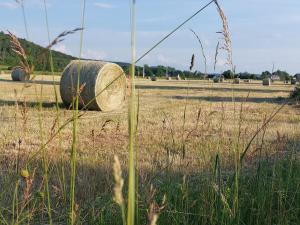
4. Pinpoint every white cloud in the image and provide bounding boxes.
[52,44,67,54]
[82,49,107,60]
[94,2,115,9]
[0,2,18,10]
[157,54,172,64]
